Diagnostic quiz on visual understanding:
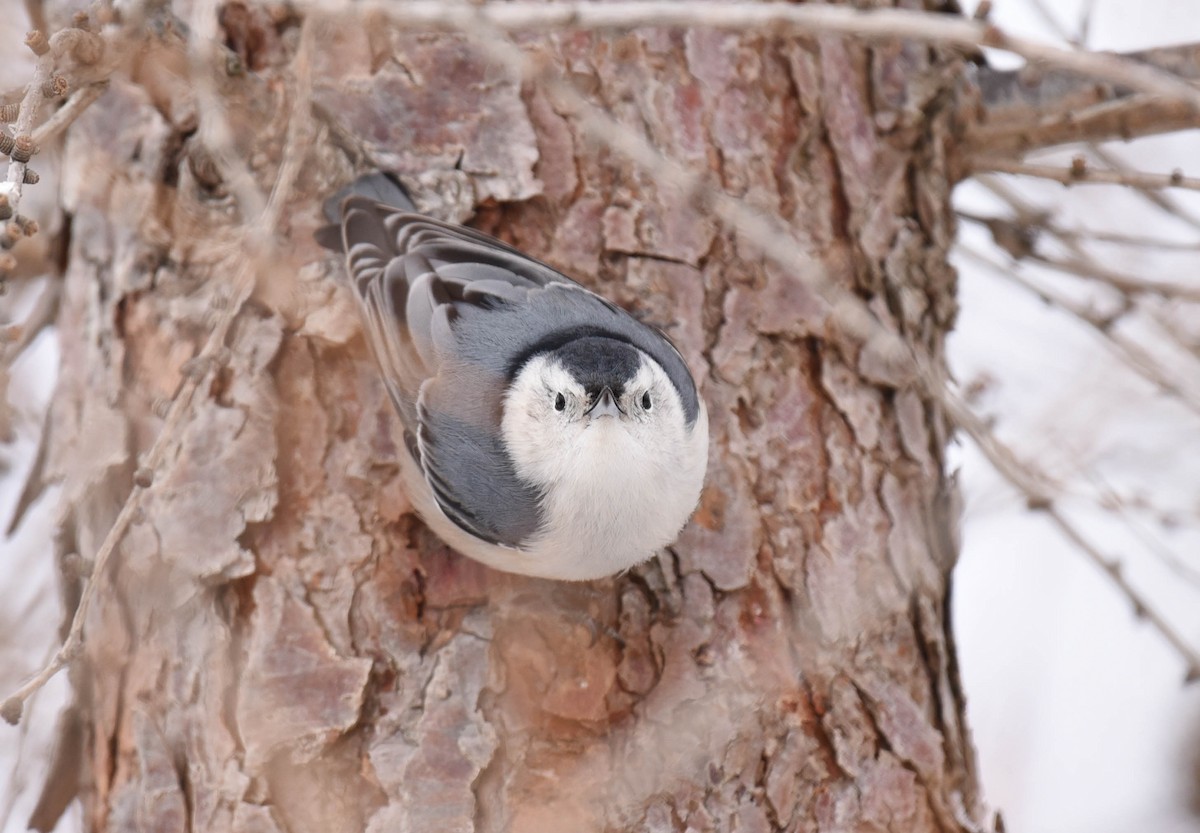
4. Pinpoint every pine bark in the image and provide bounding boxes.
[43,2,983,831]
